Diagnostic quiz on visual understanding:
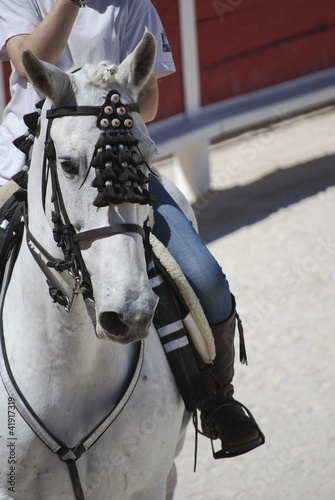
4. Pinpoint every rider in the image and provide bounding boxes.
[0,0,264,458]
